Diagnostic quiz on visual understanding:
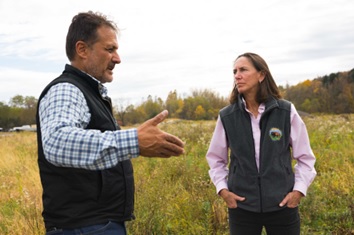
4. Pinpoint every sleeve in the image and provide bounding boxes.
[290,104,317,196]
[206,115,229,194]
[39,83,139,170]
